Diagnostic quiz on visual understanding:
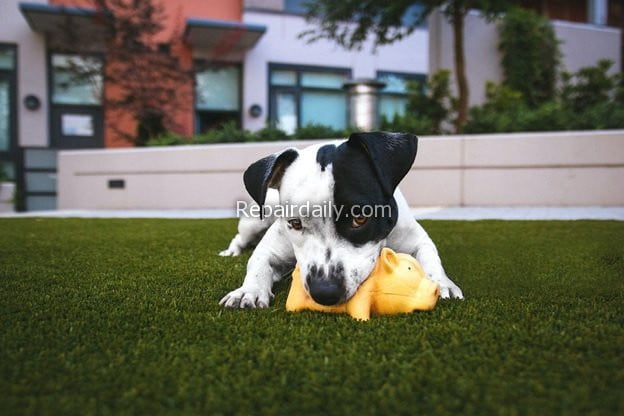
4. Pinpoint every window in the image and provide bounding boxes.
[269,65,350,134]
[377,72,426,122]
[284,0,308,14]
[283,0,426,26]
[0,78,10,153]
[0,48,15,70]
[195,64,241,132]
[401,4,428,27]
[51,54,102,105]
[0,44,17,180]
